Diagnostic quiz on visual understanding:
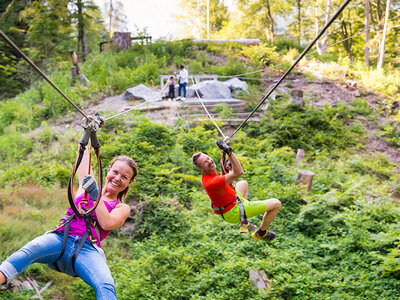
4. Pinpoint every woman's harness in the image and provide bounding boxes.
[48,117,105,274]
